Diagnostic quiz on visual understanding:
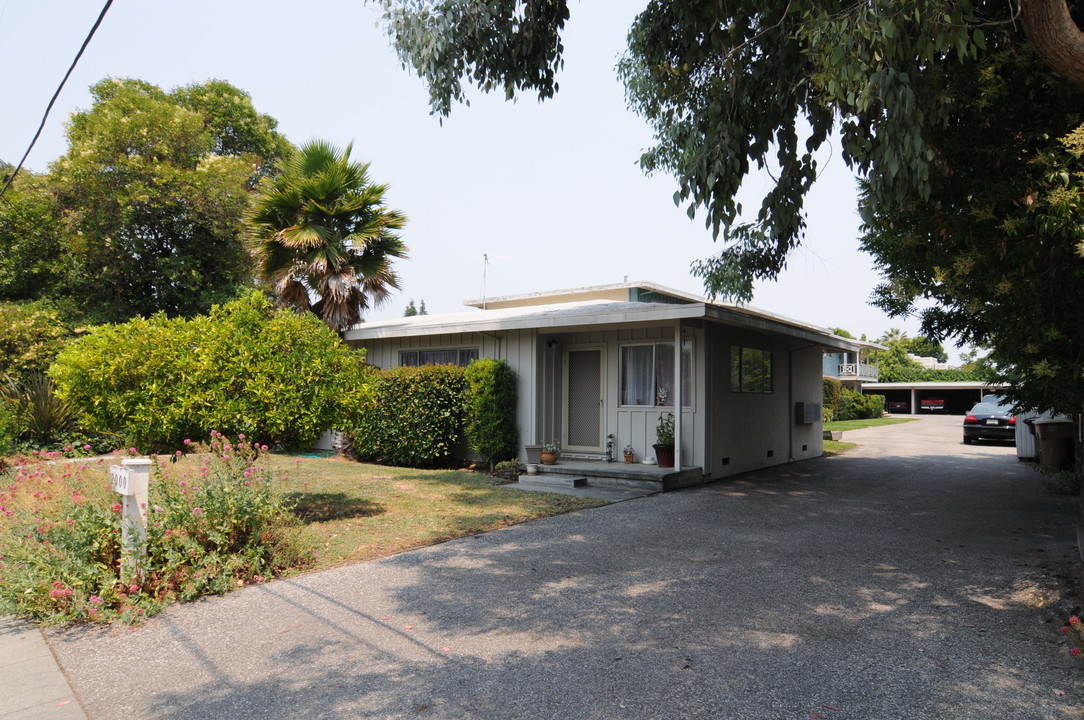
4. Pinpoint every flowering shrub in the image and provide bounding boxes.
[1062,615,1084,658]
[0,433,312,624]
